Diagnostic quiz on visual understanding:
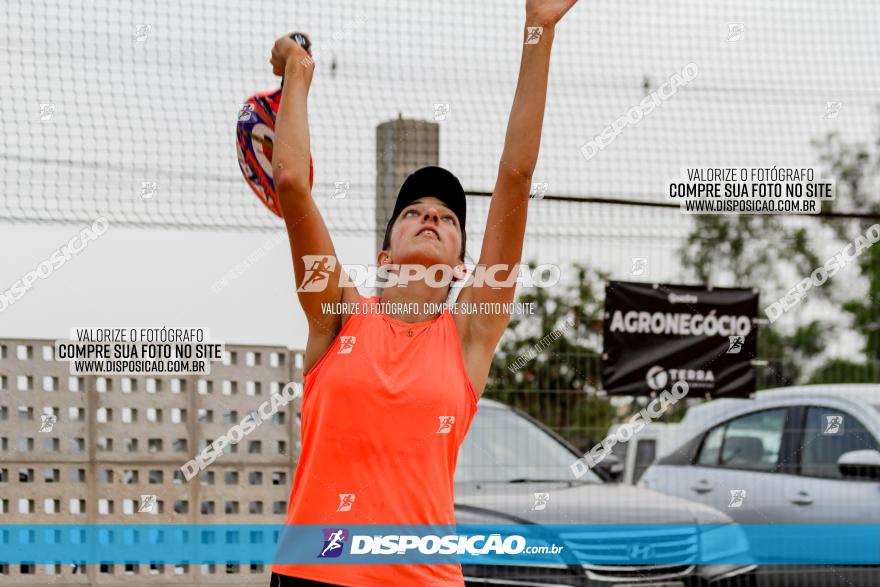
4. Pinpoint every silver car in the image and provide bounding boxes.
[641,384,880,525]
[455,398,757,586]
